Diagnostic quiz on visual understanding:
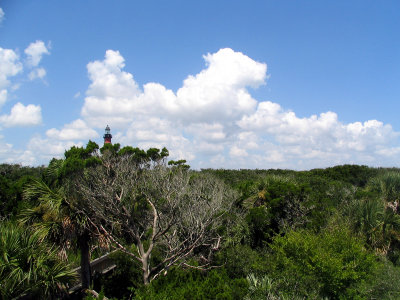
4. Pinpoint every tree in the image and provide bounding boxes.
[0,222,76,298]
[19,141,104,290]
[74,150,236,284]
[0,163,44,218]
